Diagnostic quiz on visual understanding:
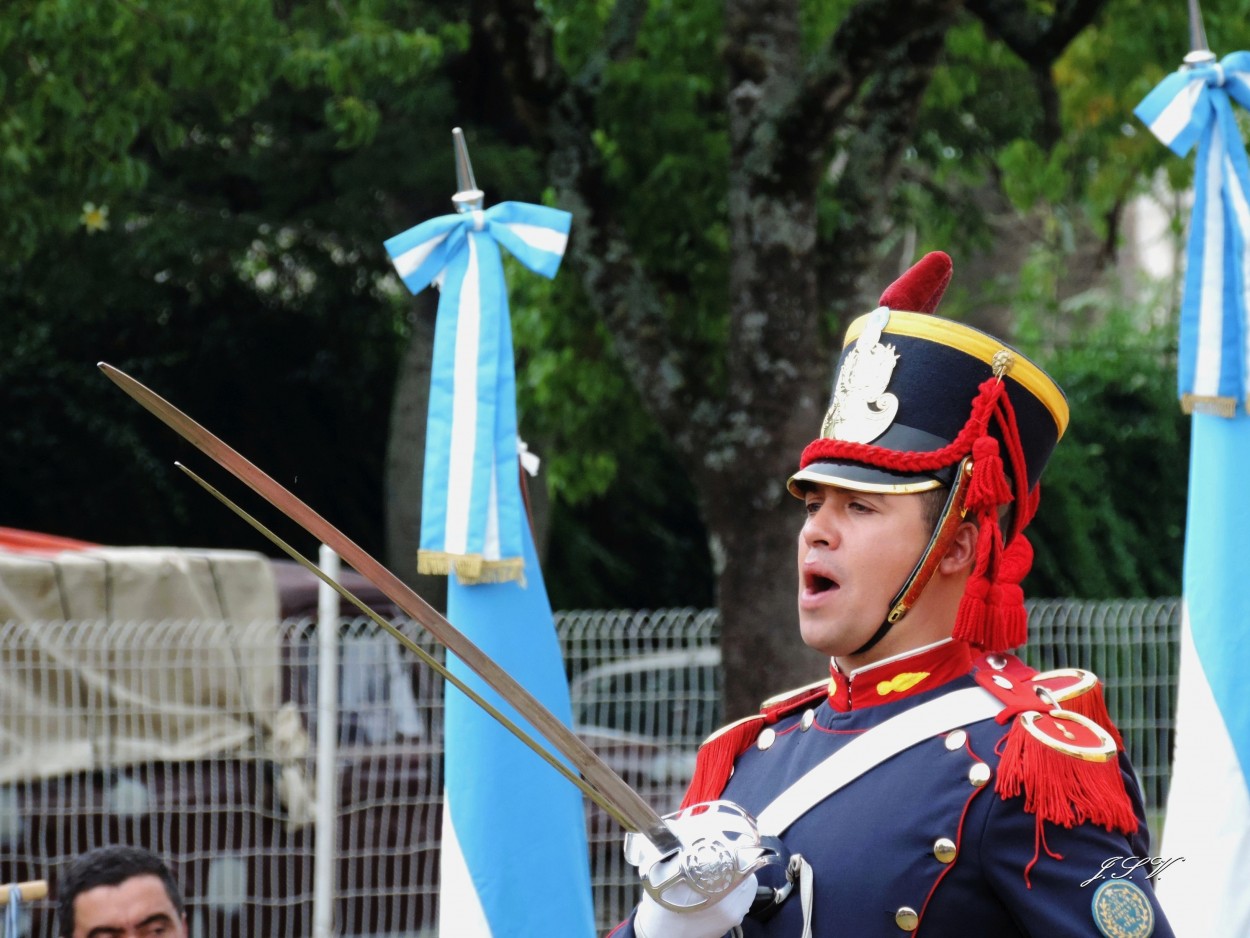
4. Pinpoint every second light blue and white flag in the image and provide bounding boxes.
[439,517,596,937]
[1135,47,1250,934]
